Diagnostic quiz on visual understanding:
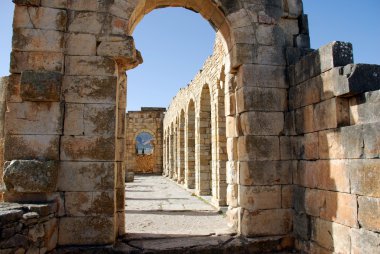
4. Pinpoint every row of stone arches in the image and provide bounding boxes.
[163,58,227,206]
